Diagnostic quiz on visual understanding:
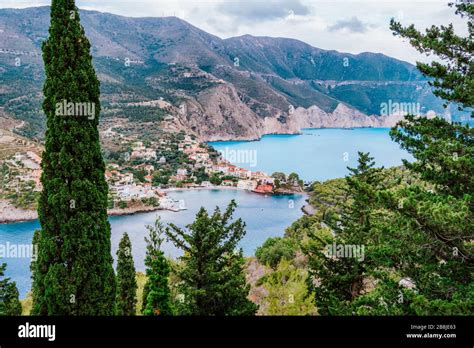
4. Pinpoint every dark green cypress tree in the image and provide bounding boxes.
[32,0,115,315]
[142,218,173,316]
[116,233,137,316]
[0,263,22,316]
[166,200,258,316]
